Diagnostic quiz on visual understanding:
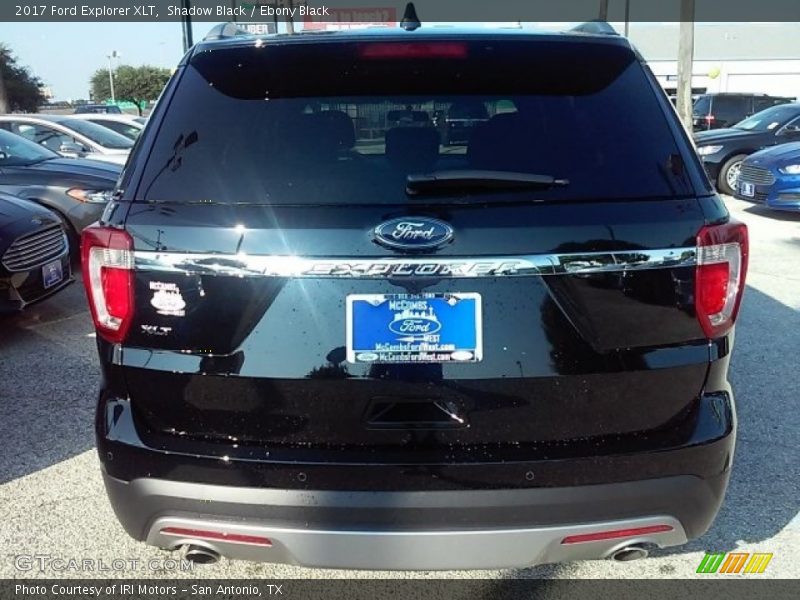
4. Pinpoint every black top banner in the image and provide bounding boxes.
[3,0,800,23]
